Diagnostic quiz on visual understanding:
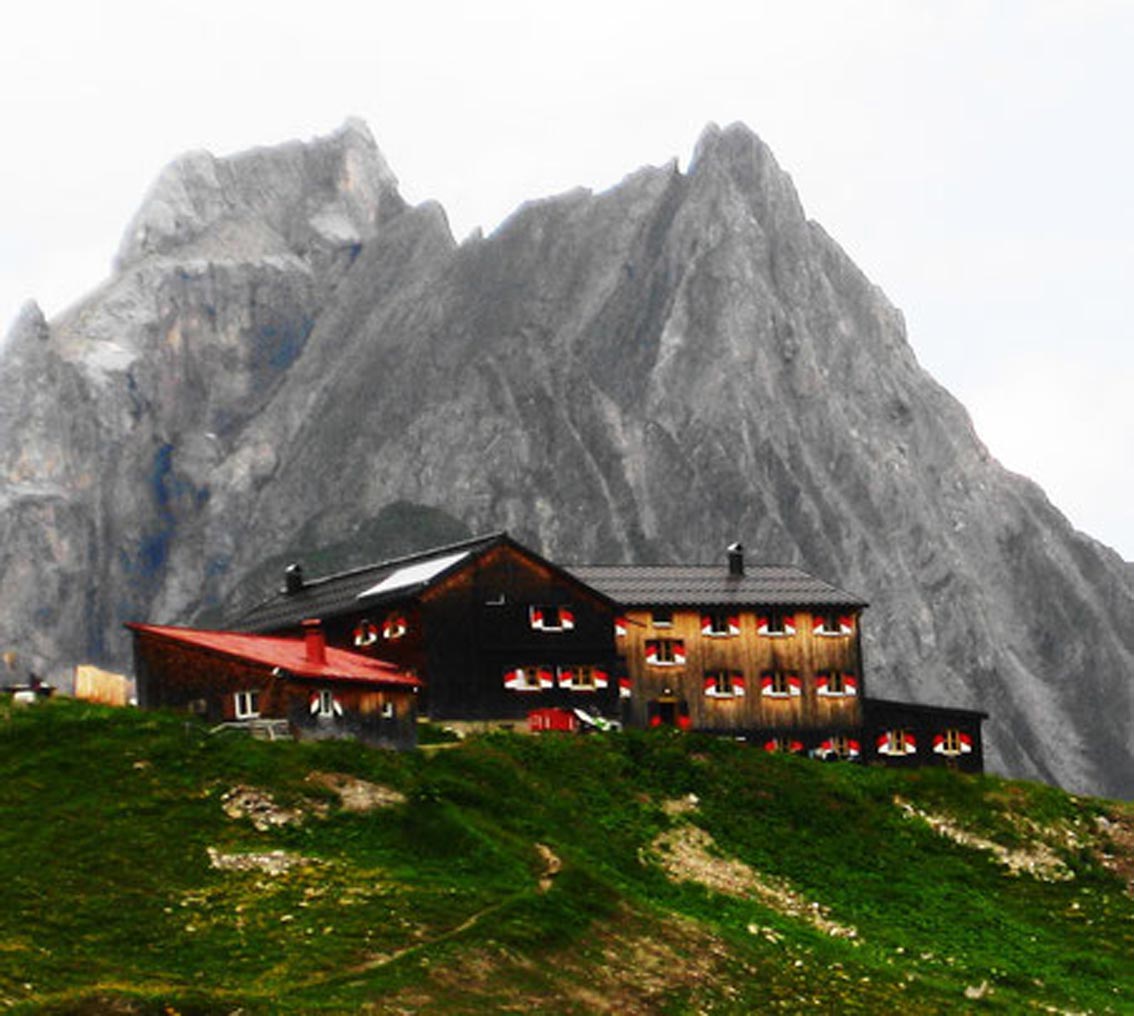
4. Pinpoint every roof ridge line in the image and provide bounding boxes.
[279,531,507,592]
